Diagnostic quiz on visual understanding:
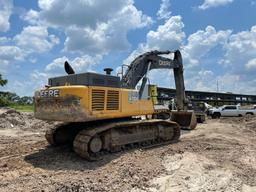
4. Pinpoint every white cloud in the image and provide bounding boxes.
[38,0,150,28]
[123,18,236,94]
[7,54,102,96]
[0,37,11,44]
[1,73,49,96]
[157,0,171,20]
[180,26,233,92]
[122,16,186,89]
[185,69,218,92]
[37,0,152,55]
[122,13,256,95]
[45,56,68,72]
[221,25,256,77]
[28,57,37,64]
[2,1,256,96]
[124,22,231,89]
[14,26,59,53]
[30,70,49,85]
[45,55,102,74]
[64,23,130,54]
[63,3,152,54]
[2,0,153,96]
[147,16,185,50]
[15,70,51,96]
[198,69,214,77]
[183,26,231,68]
[198,0,233,10]
[0,0,13,32]
[21,9,40,25]
[0,25,59,68]
[215,73,256,94]
[70,55,101,72]
[0,46,25,65]
[218,73,239,86]
[124,16,185,65]
[22,54,102,95]
[246,58,256,70]
[183,25,256,94]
